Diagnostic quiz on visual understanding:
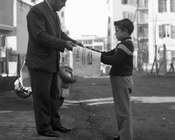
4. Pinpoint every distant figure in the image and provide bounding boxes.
[169,61,174,72]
